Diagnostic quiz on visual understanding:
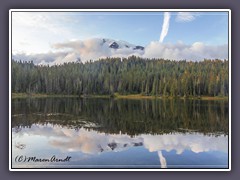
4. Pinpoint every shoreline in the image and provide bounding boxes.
[11,93,228,100]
